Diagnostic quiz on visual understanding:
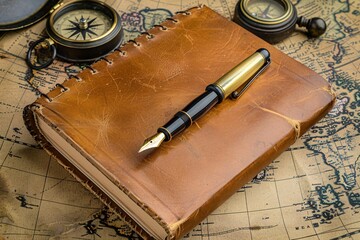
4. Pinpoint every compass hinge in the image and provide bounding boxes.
[50,3,63,14]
